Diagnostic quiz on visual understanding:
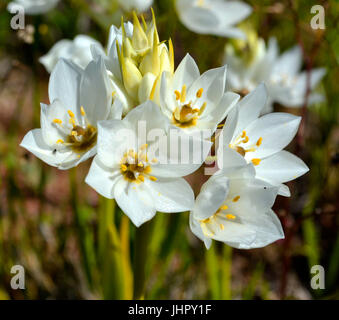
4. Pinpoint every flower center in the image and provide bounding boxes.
[172,86,206,128]
[120,144,158,184]
[199,197,240,237]
[229,130,262,166]
[53,107,97,154]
